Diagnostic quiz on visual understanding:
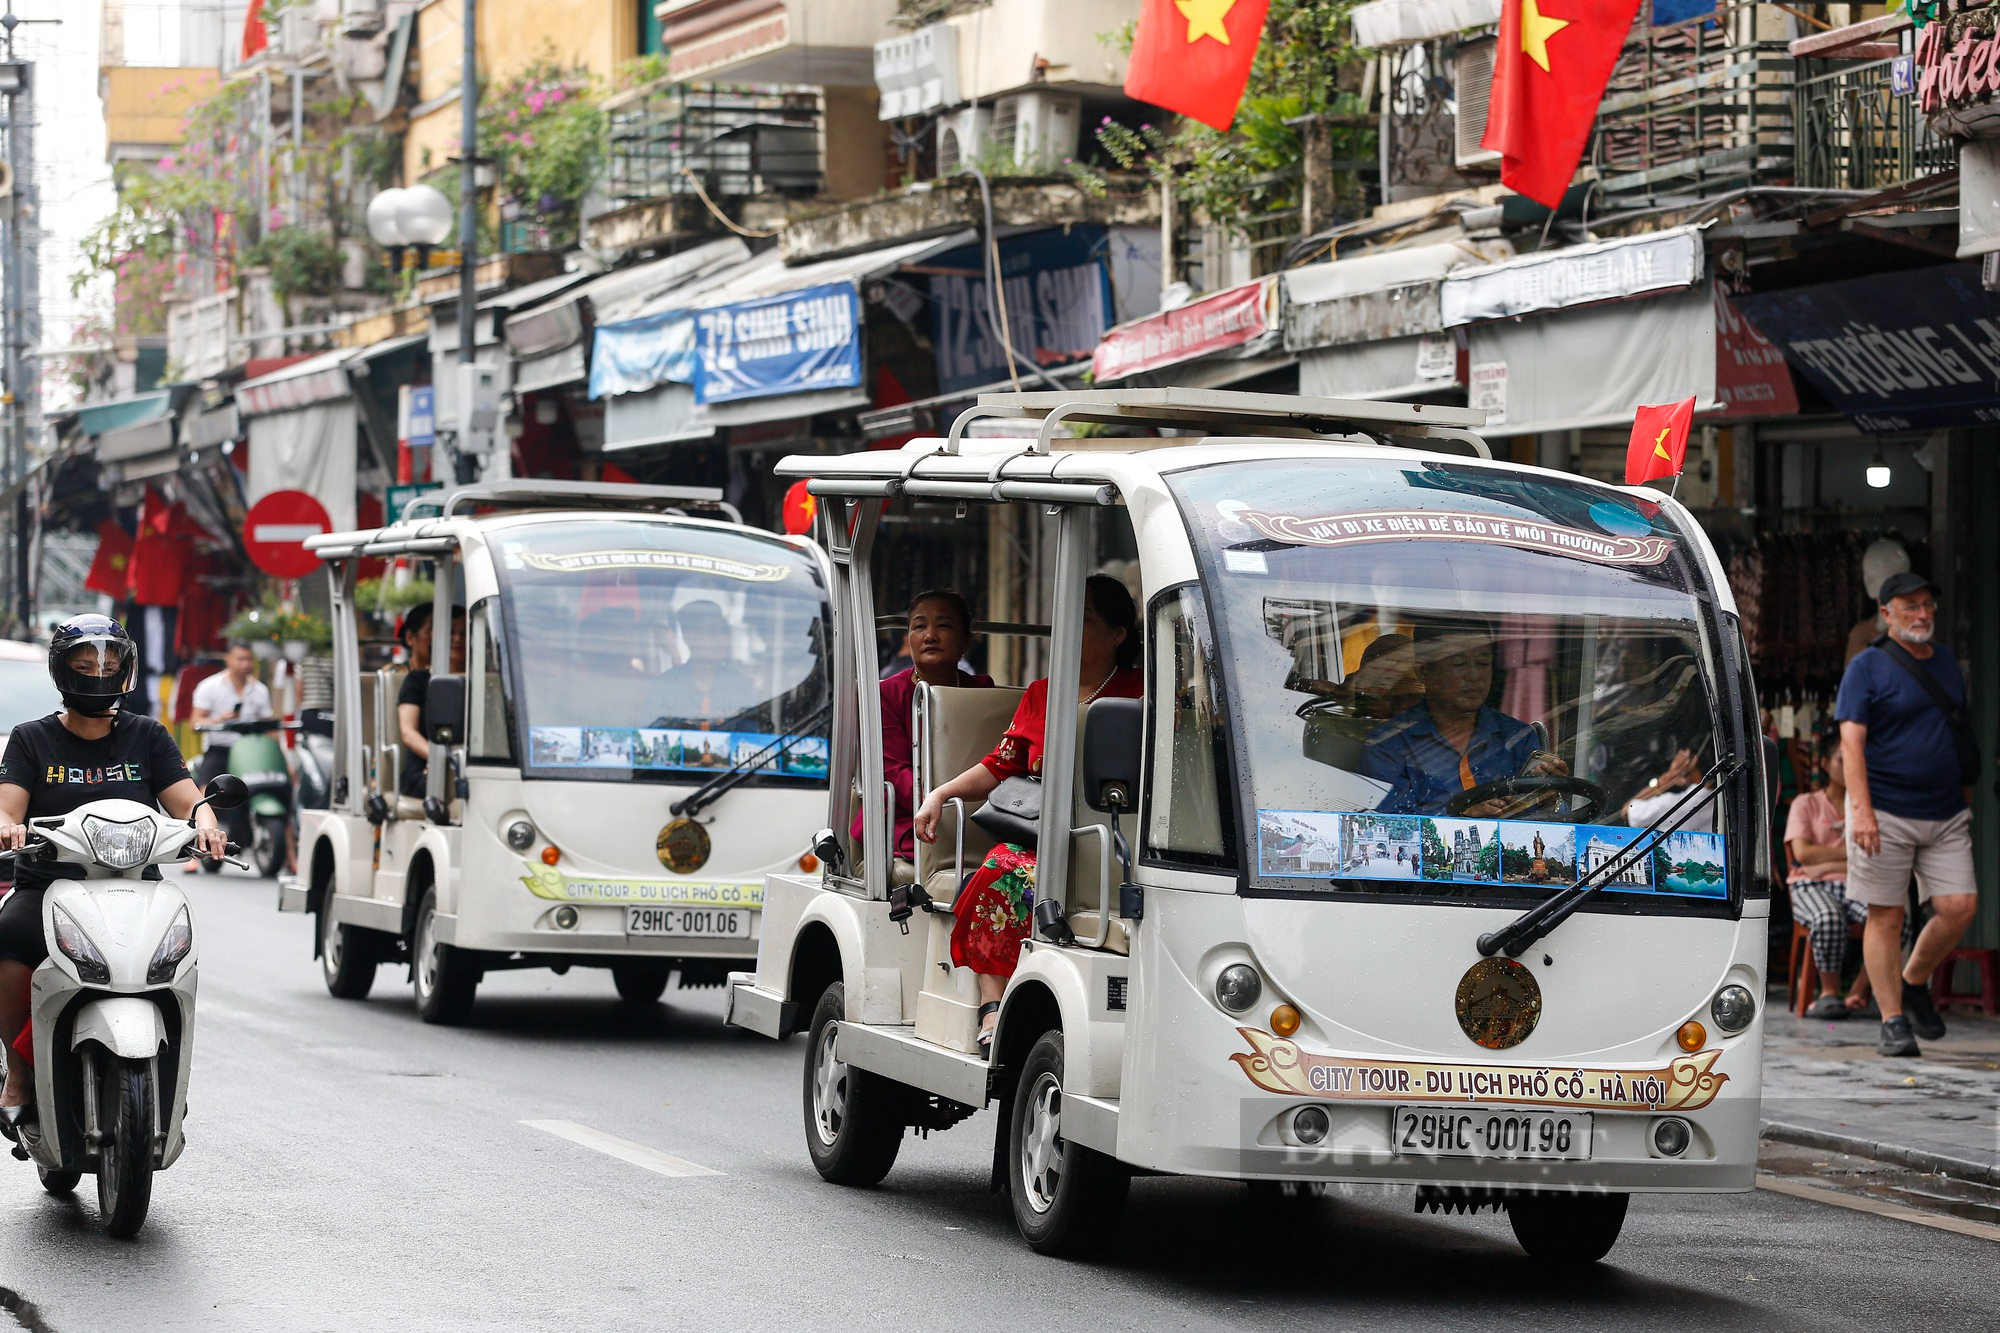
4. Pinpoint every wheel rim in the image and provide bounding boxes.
[321,908,342,977]
[810,1022,848,1148]
[415,906,440,999]
[1019,1071,1065,1215]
